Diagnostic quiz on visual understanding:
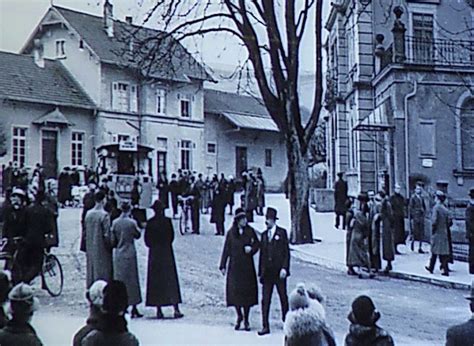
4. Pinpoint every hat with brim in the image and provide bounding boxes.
[265,207,279,220]
[234,208,247,221]
[11,188,26,198]
[465,280,474,300]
